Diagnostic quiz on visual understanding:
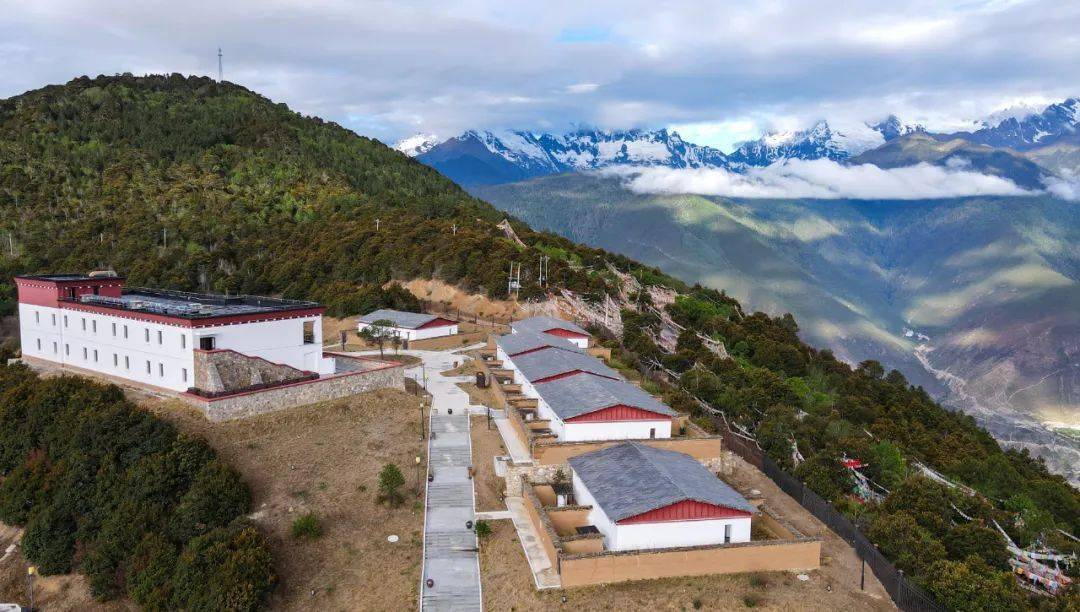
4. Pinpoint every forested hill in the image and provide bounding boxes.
[1,75,1078,609]
[0,73,647,316]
